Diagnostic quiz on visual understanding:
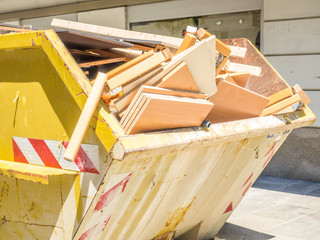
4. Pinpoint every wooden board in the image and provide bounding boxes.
[169,35,216,95]
[120,85,207,128]
[106,49,171,90]
[56,30,133,49]
[261,94,301,116]
[227,62,262,77]
[216,72,249,88]
[52,18,183,49]
[78,57,125,68]
[176,33,197,55]
[113,66,165,113]
[125,92,213,135]
[205,80,270,123]
[228,45,247,58]
[292,84,311,105]
[267,88,293,107]
[157,61,200,92]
